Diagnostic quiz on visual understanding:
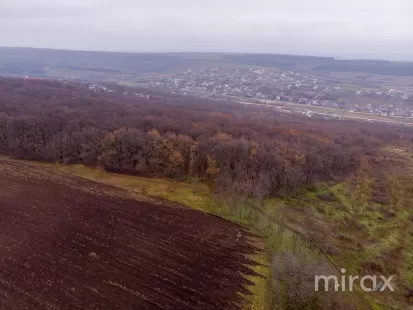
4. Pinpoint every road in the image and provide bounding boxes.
[239,99,413,126]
